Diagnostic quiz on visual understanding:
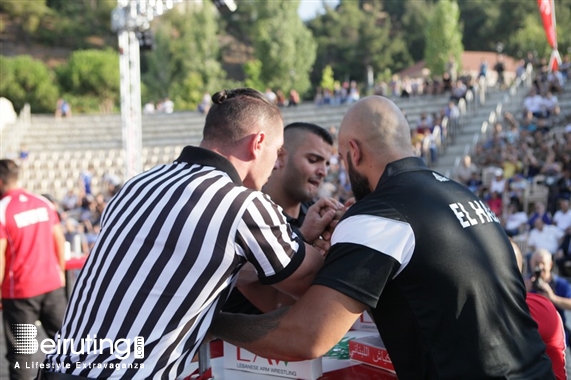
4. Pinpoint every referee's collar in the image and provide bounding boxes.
[176,146,243,185]
[377,156,428,187]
